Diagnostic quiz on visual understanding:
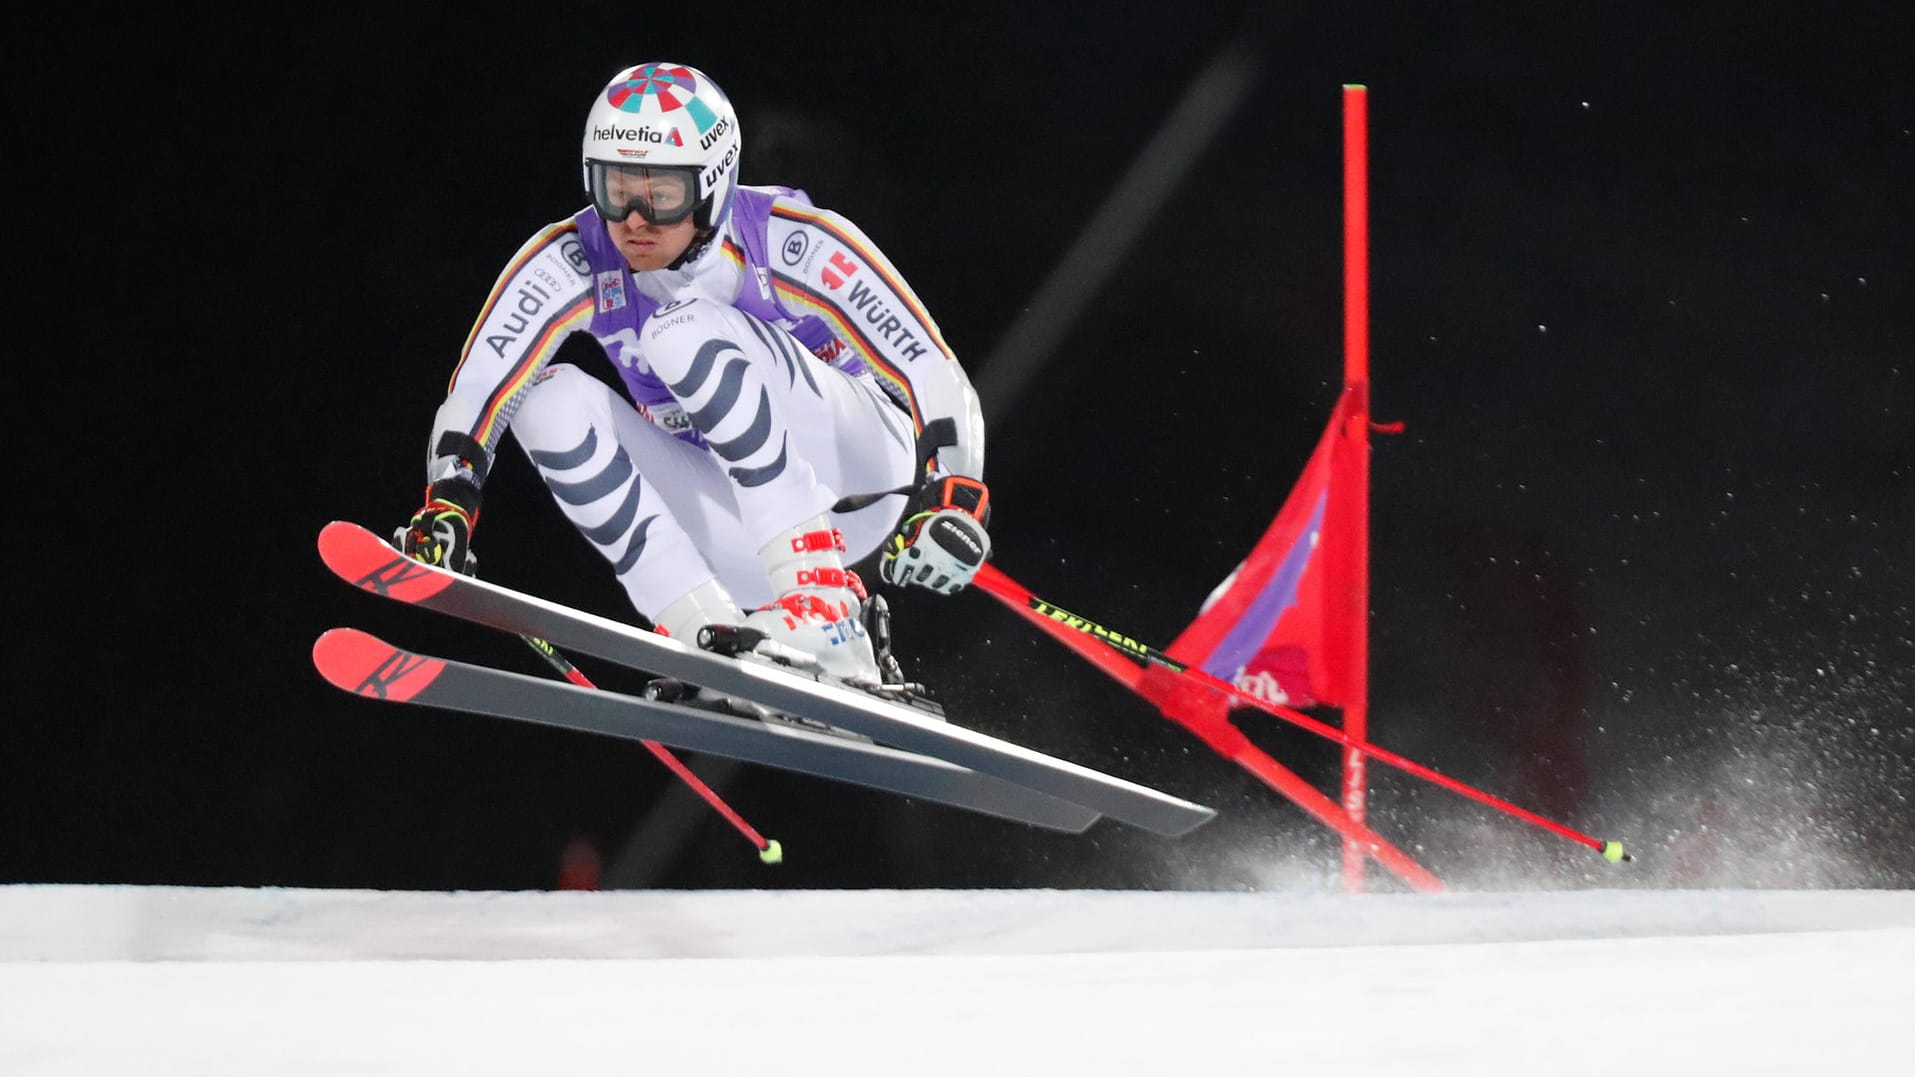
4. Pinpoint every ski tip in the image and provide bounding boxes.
[313,627,444,703]
[318,521,455,601]
[317,519,374,558]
